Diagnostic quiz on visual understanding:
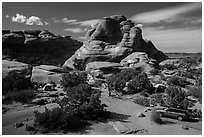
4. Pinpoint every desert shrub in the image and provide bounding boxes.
[34,107,85,132]
[127,73,153,94]
[165,86,193,109]
[60,72,87,89]
[2,70,33,94]
[3,89,36,104]
[150,93,166,107]
[188,86,202,104]
[150,108,162,124]
[34,83,106,132]
[162,63,178,70]
[133,96,150,107]
[106,67,143,94]
[150,69,159,75]
[181,57,199,70]
[73,58,86,71]
[167,76,190,88]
